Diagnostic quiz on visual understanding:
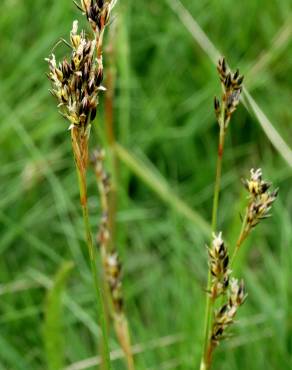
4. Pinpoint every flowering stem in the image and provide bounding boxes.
[71,129,111,370]
[93,151,135,370]
[104,28,118,252]
[103,27,136,370]
[200,105,226,370]
[230,208,250,266]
